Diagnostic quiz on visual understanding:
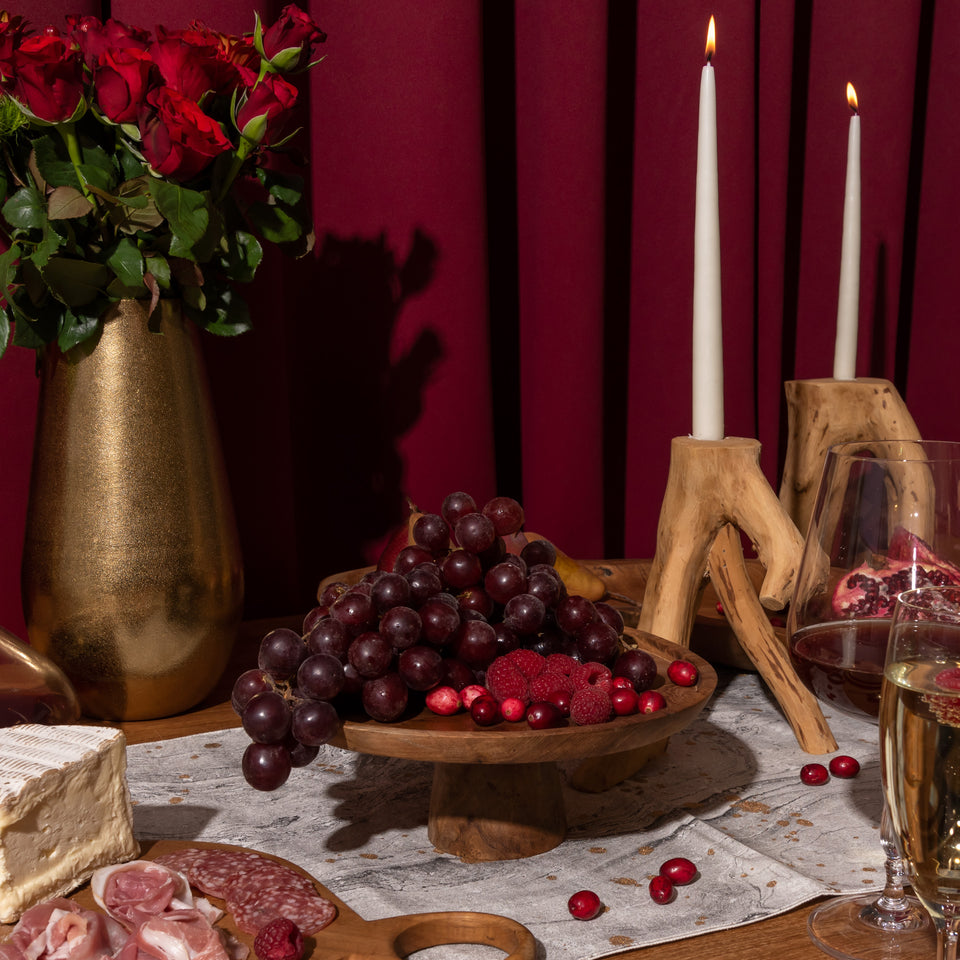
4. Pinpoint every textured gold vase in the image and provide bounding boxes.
[21,300,244,721]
